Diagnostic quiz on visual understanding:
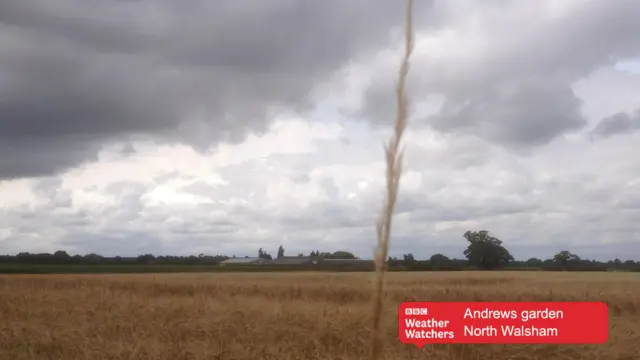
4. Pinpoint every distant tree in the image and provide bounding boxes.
[277,245,285,259]
[553,251,580,268]
[525,257,542,264]
[84,253,105,264]
[332,251,356,259]
[52,250,71,264]
[463,230,514,270]
[258,248,272,260]
[429,253,450,268]
[136,254,154,264]
[387,256,401,267]
[2,247,639,271]
[402,253,416,264]
[53,250,70,258]
[317,250,357,259]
